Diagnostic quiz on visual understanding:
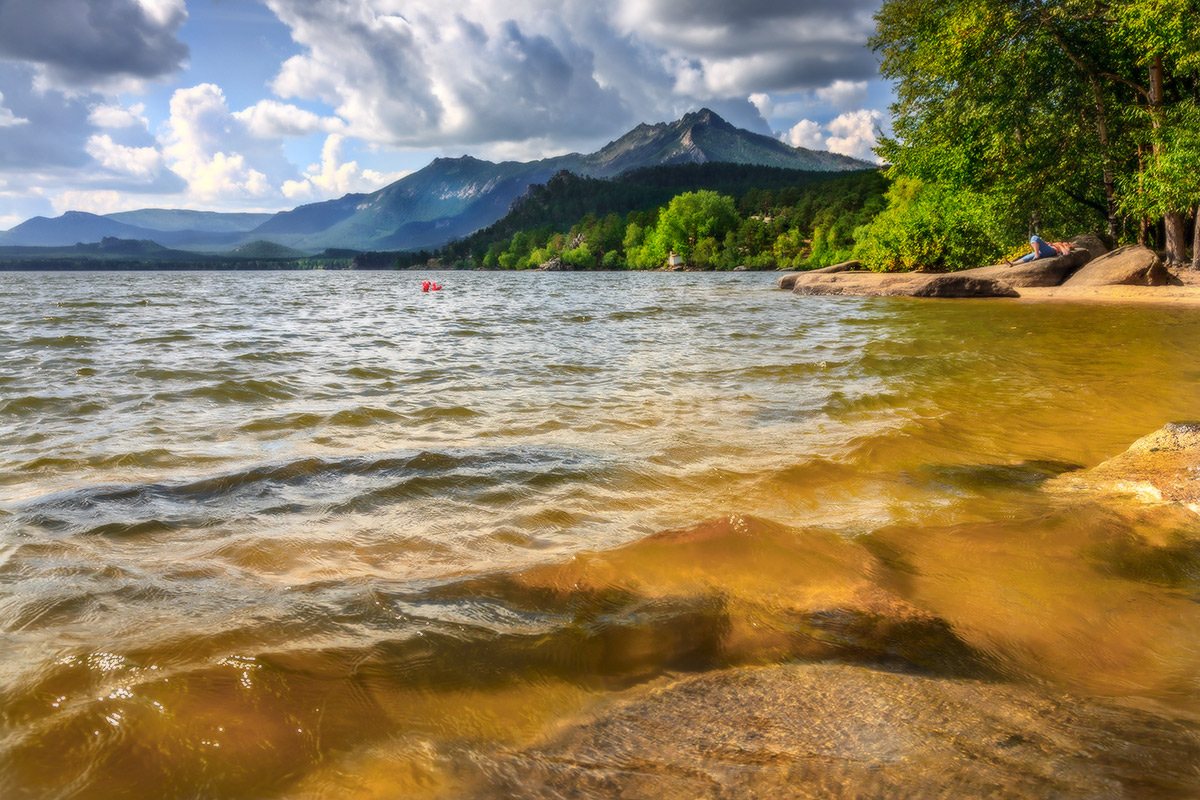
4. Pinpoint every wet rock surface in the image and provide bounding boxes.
[435,515,992,680]
[470,662,1200,799]
[1048,421,1200,513]
[789,271,1018,298]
